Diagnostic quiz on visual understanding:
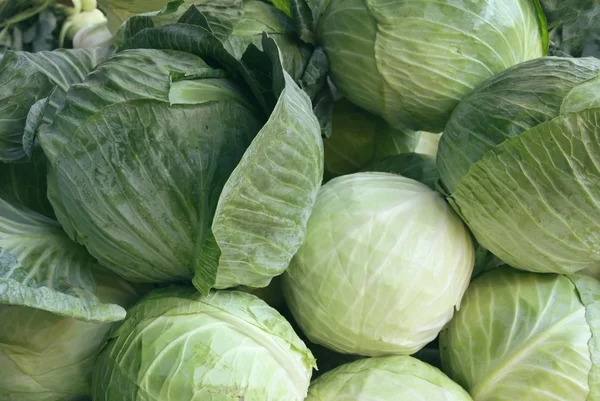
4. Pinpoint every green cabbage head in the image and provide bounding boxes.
[440,267,600,401]
[92,287,316,401]
[39,8,324,292]
[282,172,474,356]
[437,57,600,274]
[0,267,142,401]
[316,0,548,132]
[306,355,473,401]
[0,193,144,401]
